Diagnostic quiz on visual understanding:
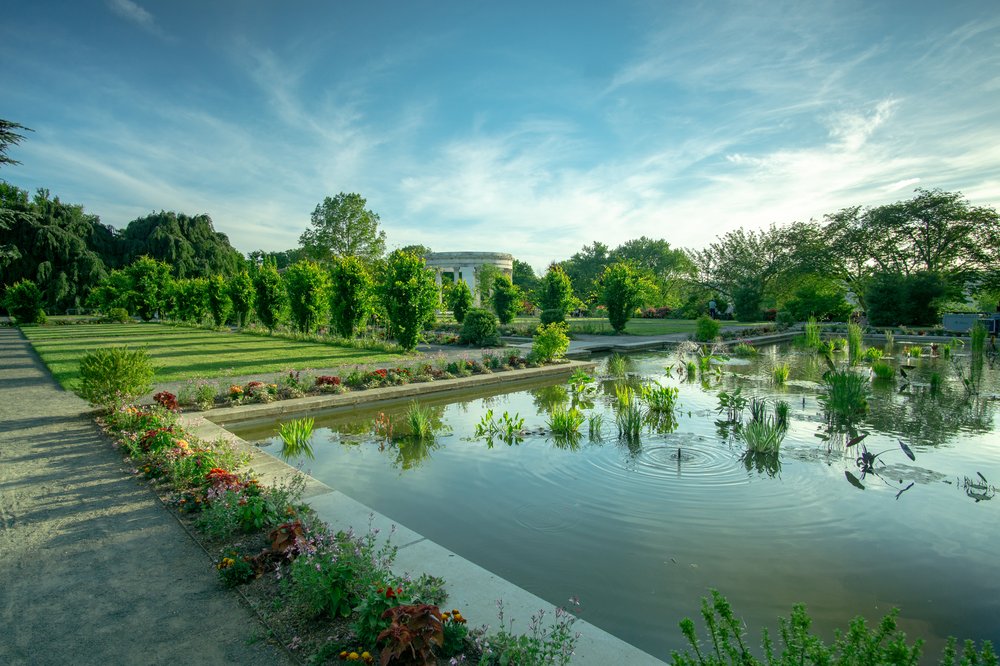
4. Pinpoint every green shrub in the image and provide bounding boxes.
[600,261,648,333]
[783,278,852,322]
[732,284,762,322]
[775,310,795,329]
[106,307,131,323]
[671,589,996,666]
[530,322,569,363]
[460,307,501,346]
[694,315,721,342]
[284,259,330,334]
[539,265,574,318]
[78,346,154,410]
[448,280,473,324]
[328,255,373,337]
[491,274,521,325]
[253,261,287,331]
[540,308,565,326]
[3,279,46,324]
[381,250,438,351]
